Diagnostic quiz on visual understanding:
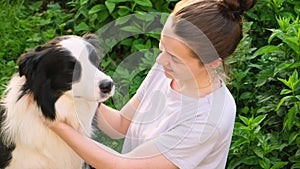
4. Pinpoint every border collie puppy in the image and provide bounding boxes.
[0,34,114,169]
